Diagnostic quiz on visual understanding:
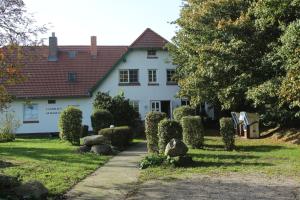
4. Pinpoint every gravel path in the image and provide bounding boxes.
[128,174,300,200]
